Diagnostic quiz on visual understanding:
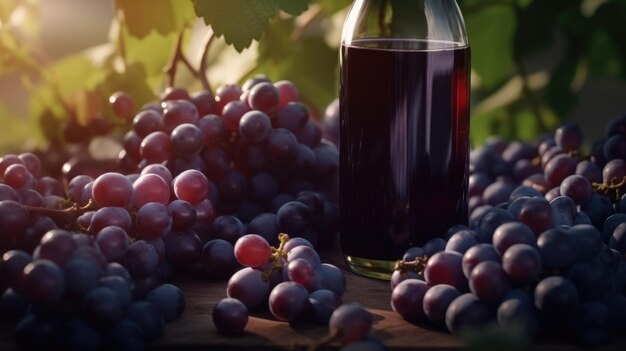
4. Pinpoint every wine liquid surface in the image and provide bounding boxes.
[340,39,470,260]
